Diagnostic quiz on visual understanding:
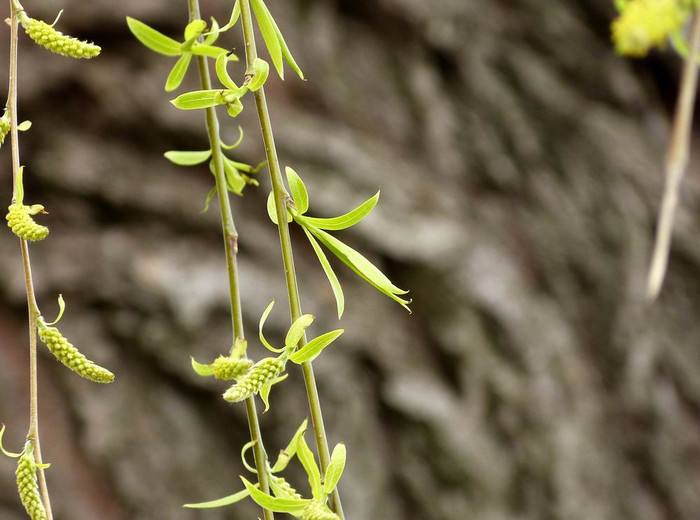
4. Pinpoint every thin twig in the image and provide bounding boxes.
[186,1,274,518]
[237,0,345,516]
[647,13,700,301]
[7,1,53,517]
